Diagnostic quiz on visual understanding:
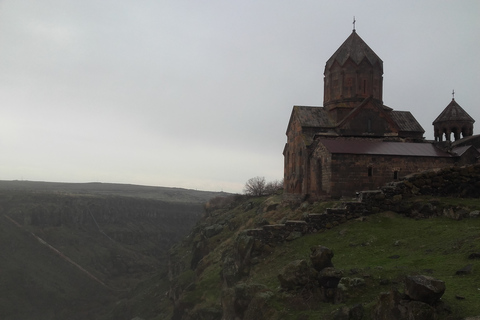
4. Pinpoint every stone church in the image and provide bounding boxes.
[283,29,479,199]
